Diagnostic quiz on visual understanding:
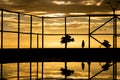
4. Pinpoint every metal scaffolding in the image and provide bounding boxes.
[0,8,120,79]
